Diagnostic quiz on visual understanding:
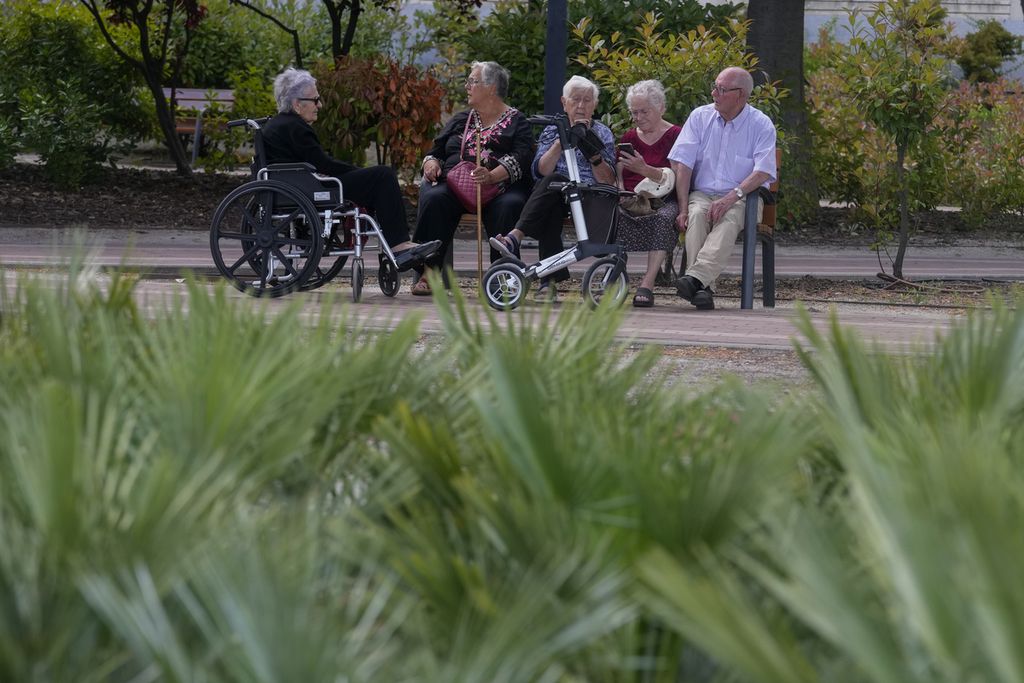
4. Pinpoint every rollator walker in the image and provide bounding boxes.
[481,113,629,311]
[208,117,409,300]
